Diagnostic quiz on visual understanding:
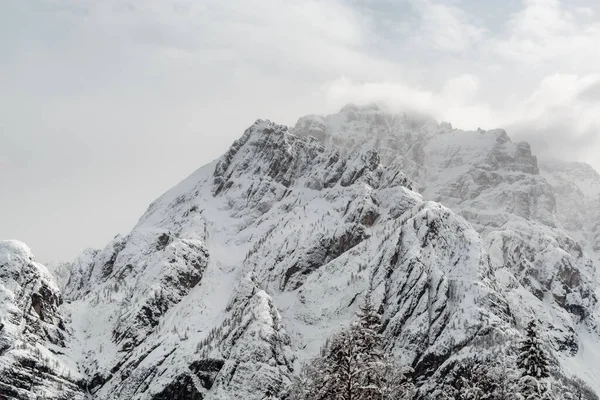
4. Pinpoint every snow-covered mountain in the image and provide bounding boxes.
[540,160,600,260]
[1,105,600,399]
[0,240,85,399]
